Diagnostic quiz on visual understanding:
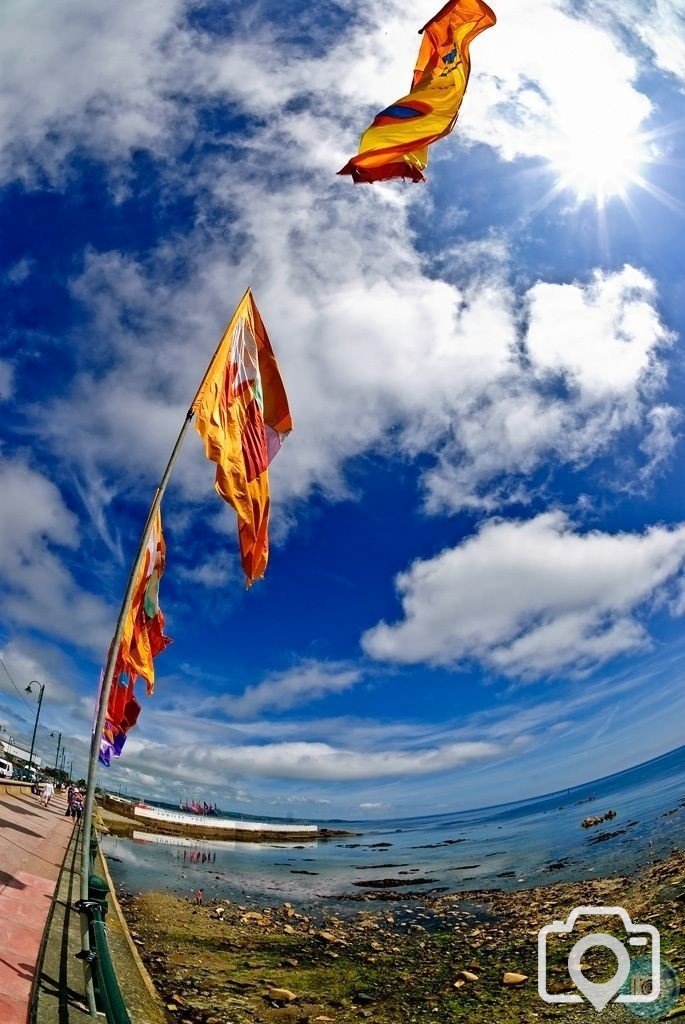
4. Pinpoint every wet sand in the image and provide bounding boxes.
[116,848,685,1023]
